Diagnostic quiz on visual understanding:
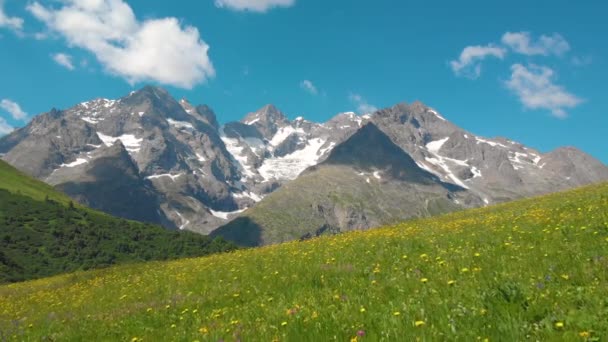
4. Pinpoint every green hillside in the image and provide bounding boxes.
[0,160,237,283]
[213,164,462,246]
[0,159,73,204]
[1,182,607,341]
